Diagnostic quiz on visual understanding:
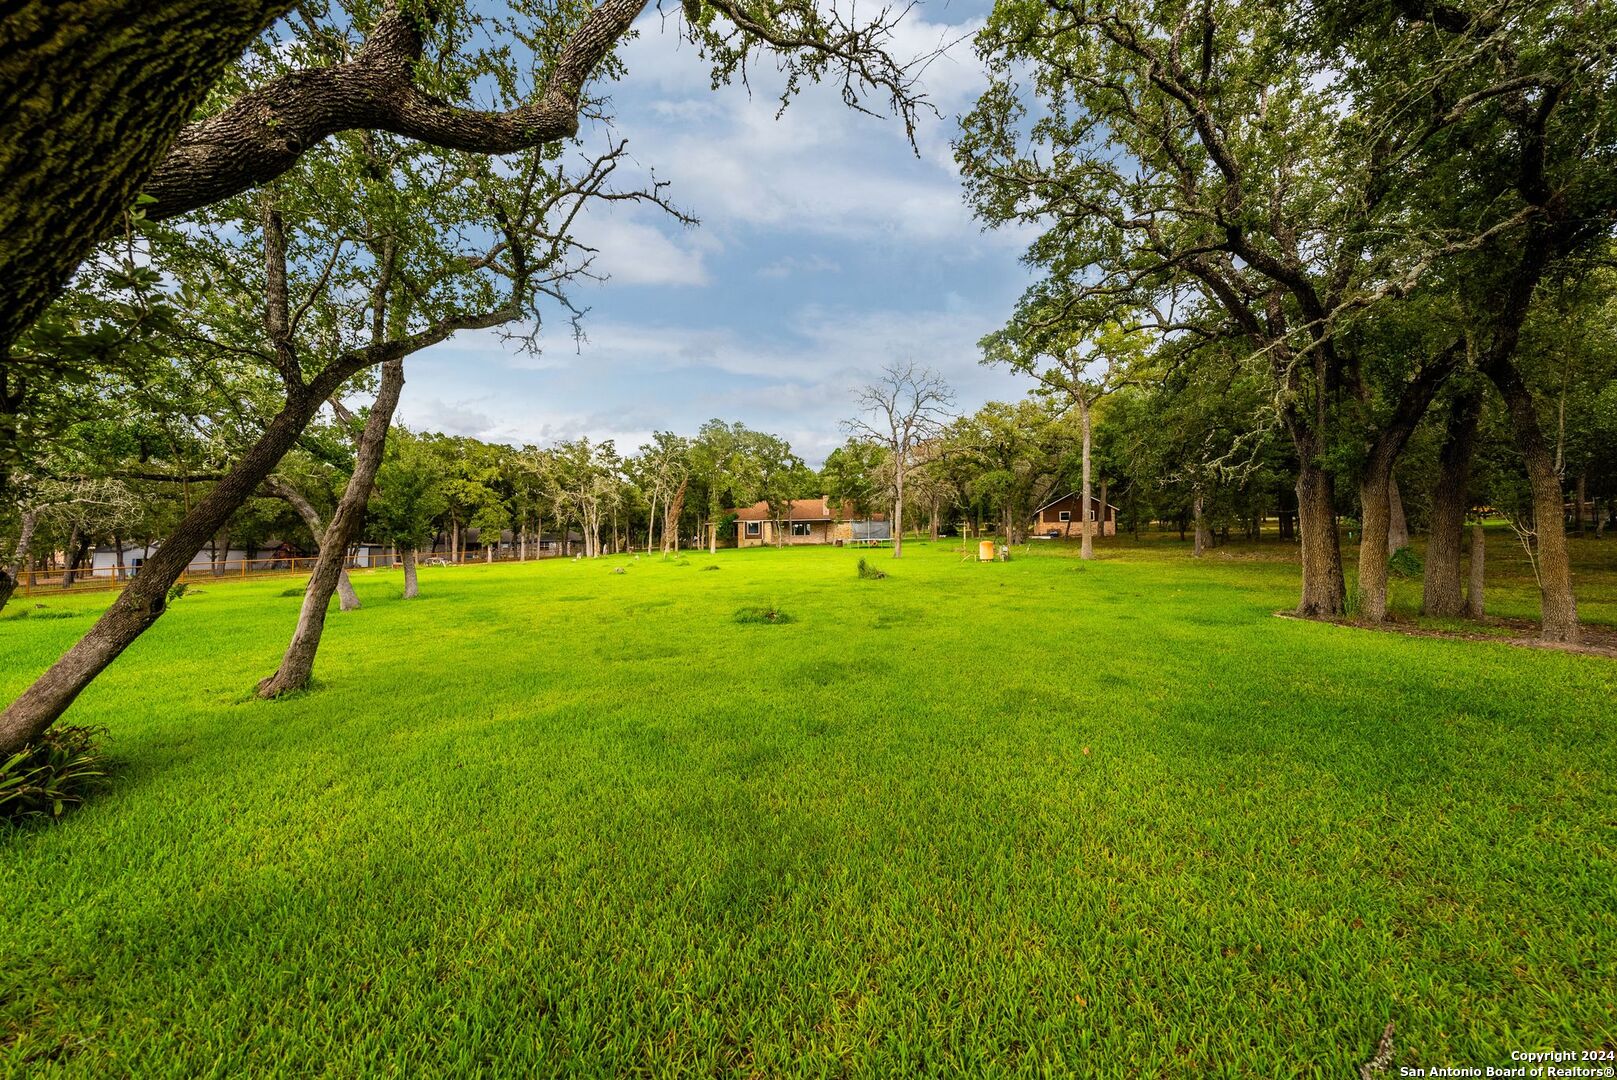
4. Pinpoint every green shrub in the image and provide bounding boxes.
[167,582,190,603]
[2,606,79,621]
[856,557,887,580]
[1,726,111,825]
[1388,546,1423,579]
[734,605,793,625]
